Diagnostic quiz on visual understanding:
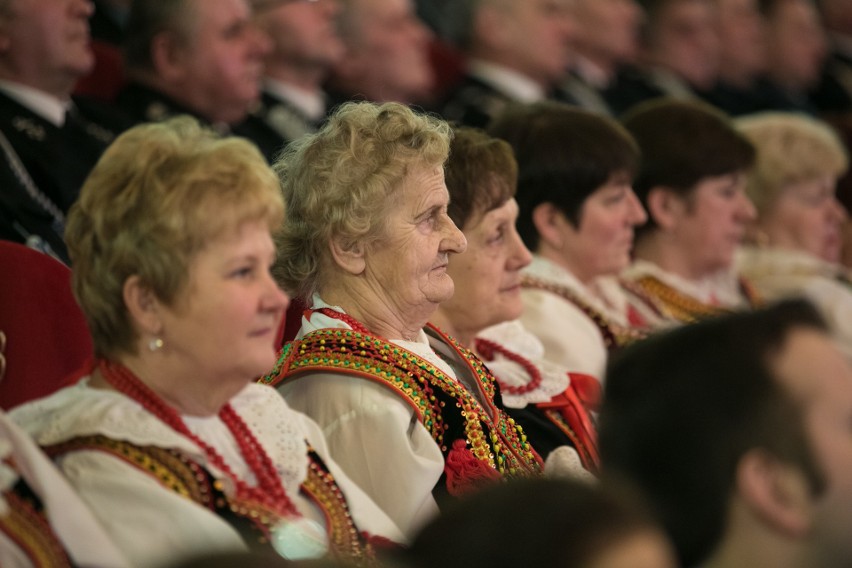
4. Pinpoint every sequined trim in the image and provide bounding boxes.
[0,483,72,568]
[632,276,761,323]
[301,448,374,563]
[263,325,542,480]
